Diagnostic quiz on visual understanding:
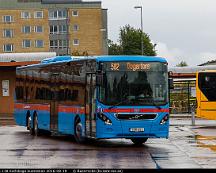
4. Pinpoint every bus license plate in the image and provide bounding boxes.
[129,128,144,132]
